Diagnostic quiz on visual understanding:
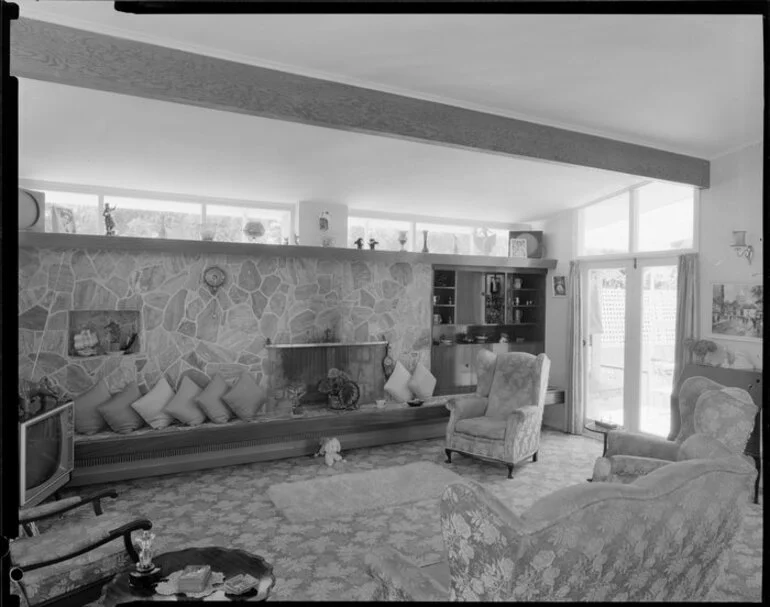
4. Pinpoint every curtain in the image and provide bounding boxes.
[672,253,699,391]
[566,261,584,434]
